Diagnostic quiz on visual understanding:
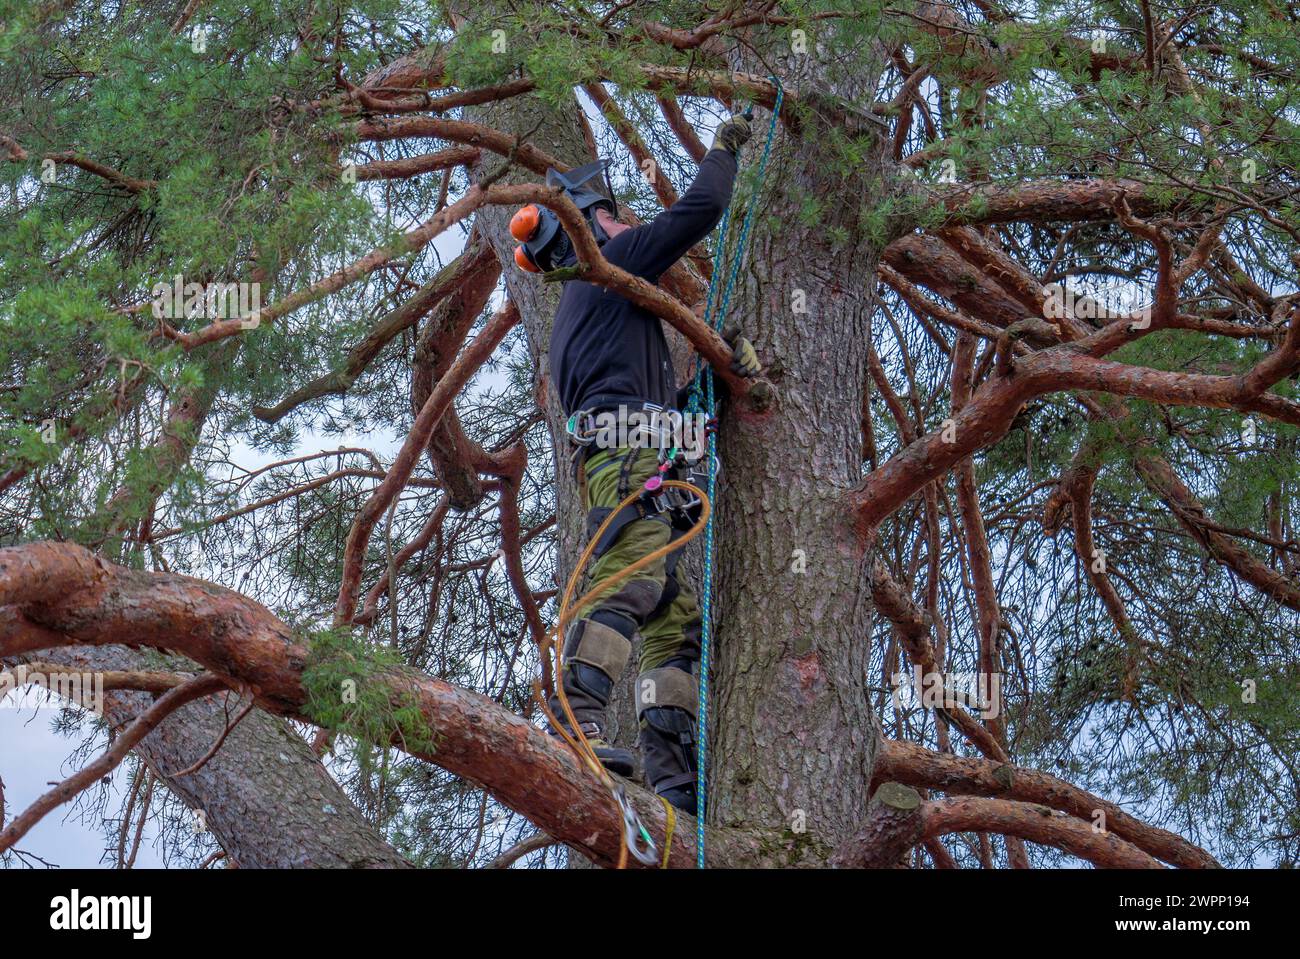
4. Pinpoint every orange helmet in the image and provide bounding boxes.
[509,159,616,272]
